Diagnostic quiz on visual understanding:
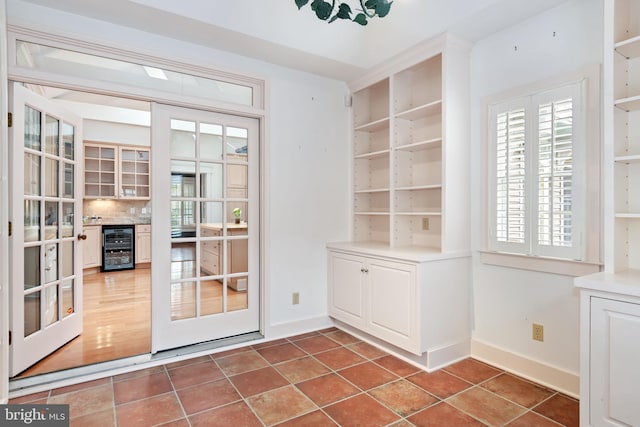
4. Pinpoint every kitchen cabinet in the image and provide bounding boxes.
[82,225,102,269]
[327,245,470,366]
[135,224,151,264]
[83,142,150,200]
[84,143,117,198]
[226,153,248,221]
[575,272,640,426]
[201,223,248,291]
[120,147,150,199]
